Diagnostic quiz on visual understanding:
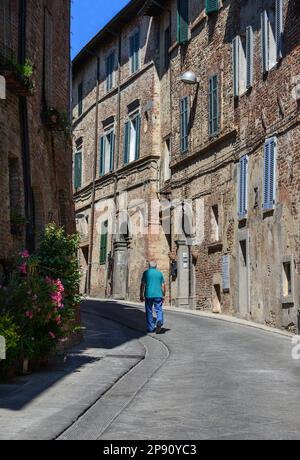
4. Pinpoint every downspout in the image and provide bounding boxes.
[110,32,122,297]
[19,0,34,252]
[87,56,100,295]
